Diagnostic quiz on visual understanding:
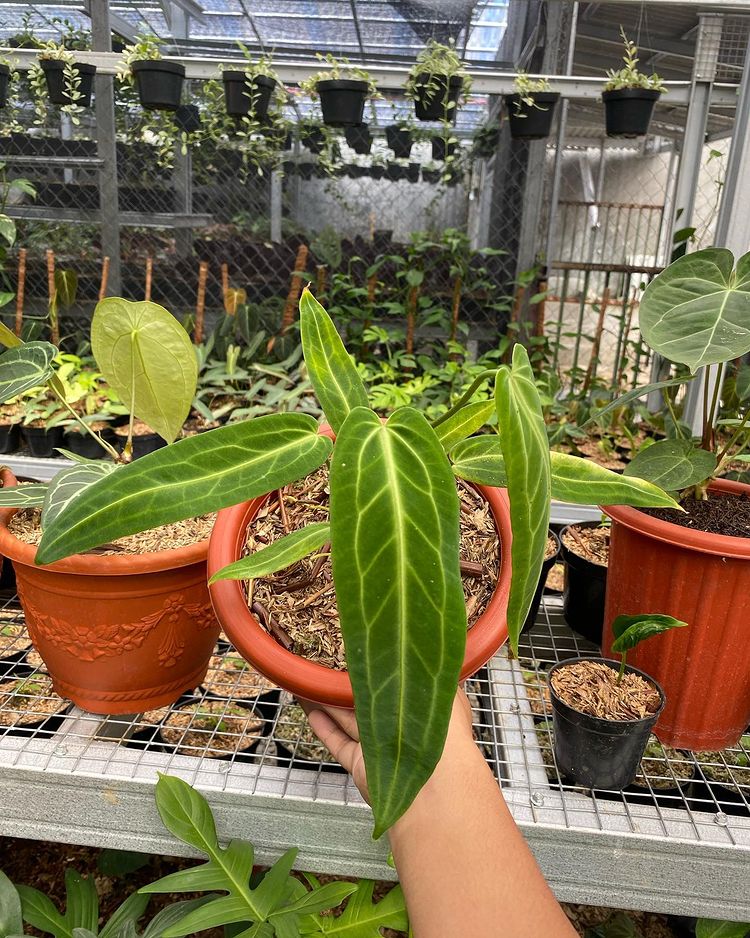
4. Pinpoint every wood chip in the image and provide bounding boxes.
[551,660,661,721]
